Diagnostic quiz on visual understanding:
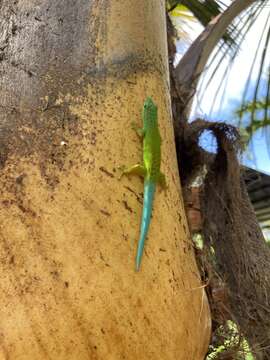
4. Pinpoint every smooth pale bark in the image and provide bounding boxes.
[0,0,210,359]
